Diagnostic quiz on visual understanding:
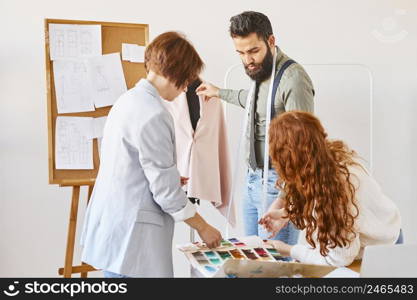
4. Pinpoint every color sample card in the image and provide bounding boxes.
[192,252,206,260]
[209,258,222,265]
[272,255,286,261]
[204,251,217,258]
[267,248,279,255]
[197,259,210,265]
[229,249,245,259]
[221,240,234,247]
[192,252,210,265]
[204,265,218,273]
[217,251,232,260]
[234,242,247,246]
[241,249,258,260]
[254,248,269,257]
